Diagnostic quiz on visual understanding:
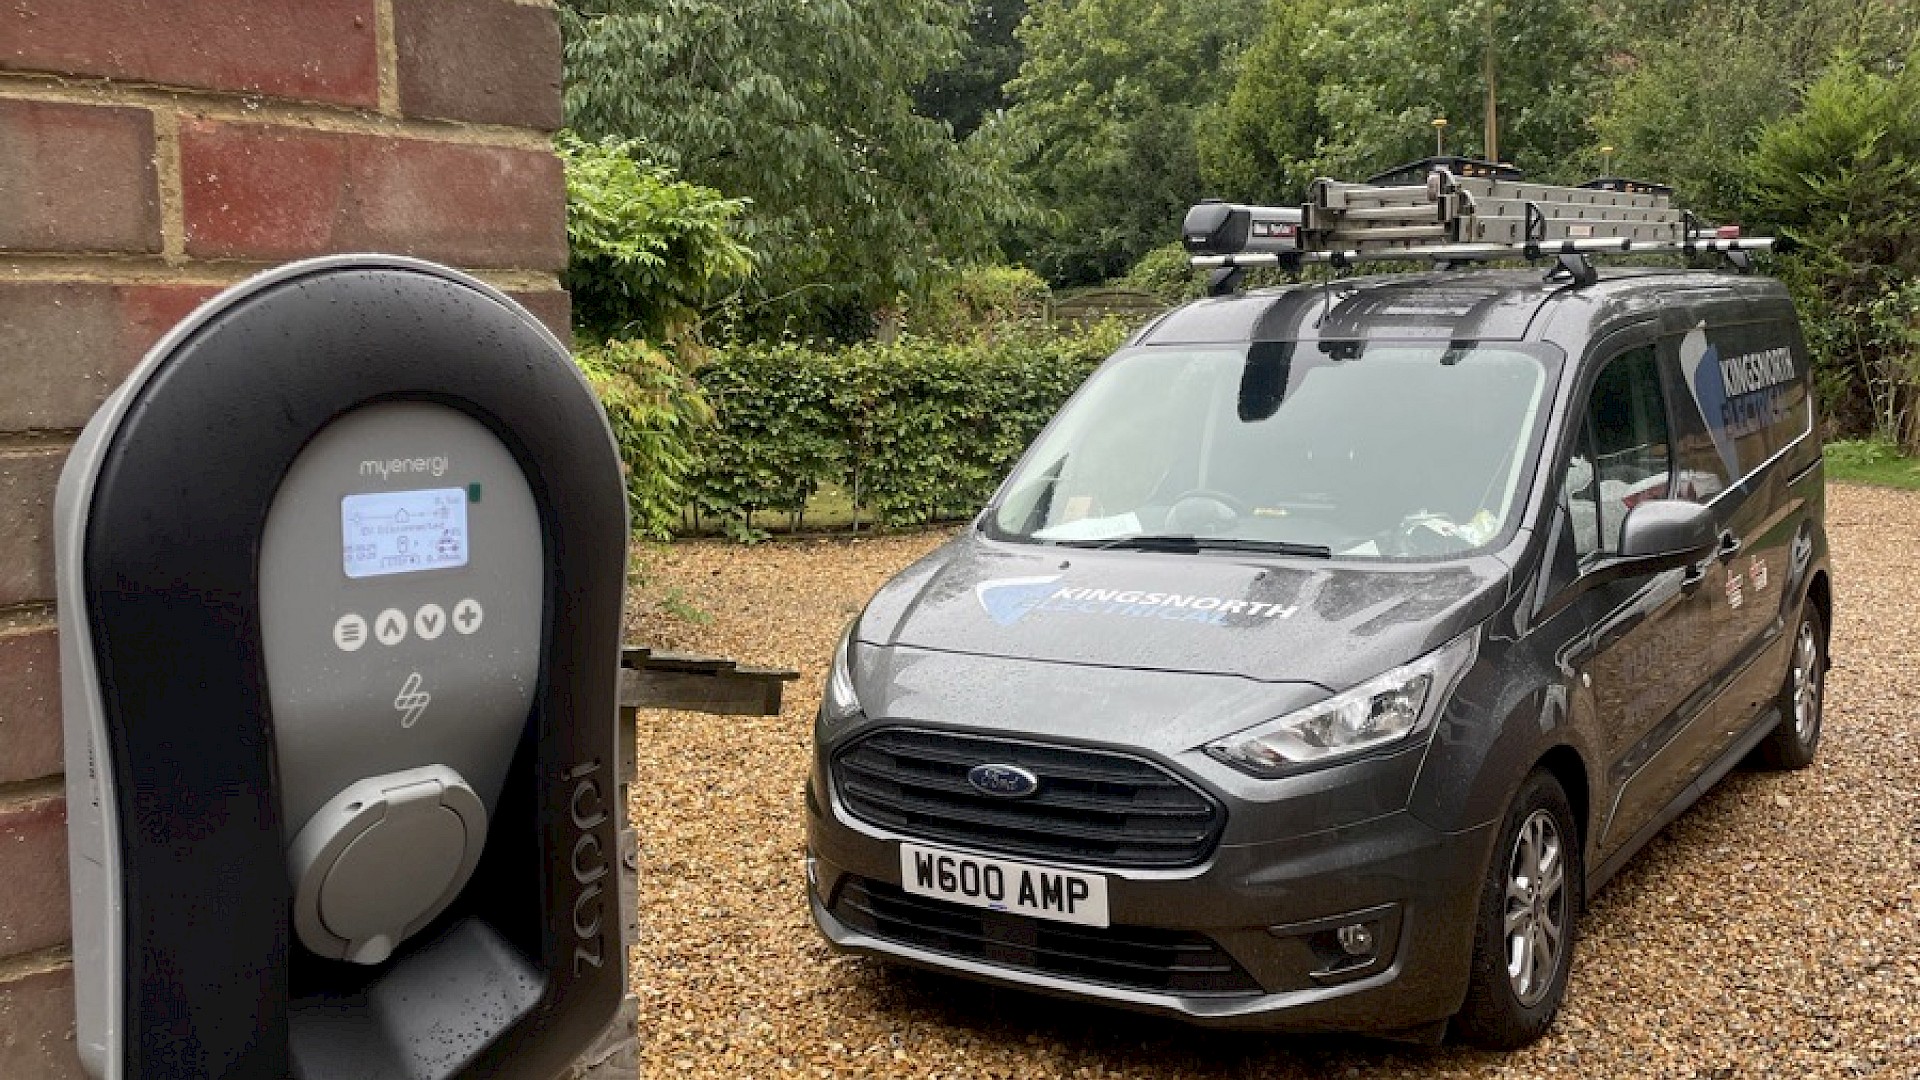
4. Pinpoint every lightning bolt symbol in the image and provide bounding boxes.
[394,672,431,728]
